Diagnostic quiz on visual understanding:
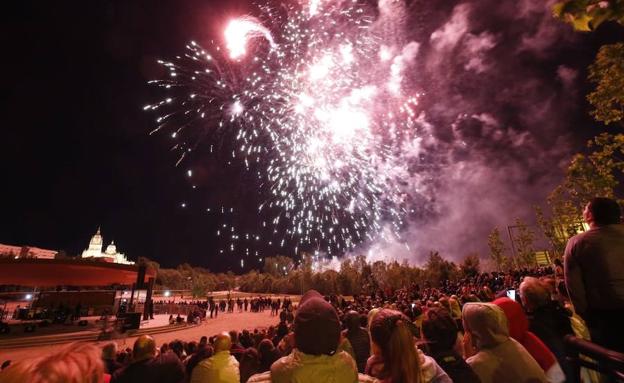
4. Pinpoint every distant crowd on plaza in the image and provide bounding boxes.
[155,296,295,326]
[1,197,623,383]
